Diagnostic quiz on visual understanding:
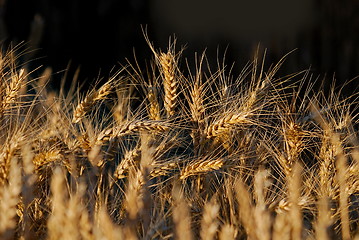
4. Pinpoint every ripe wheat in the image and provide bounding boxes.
[0,36,357,240]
